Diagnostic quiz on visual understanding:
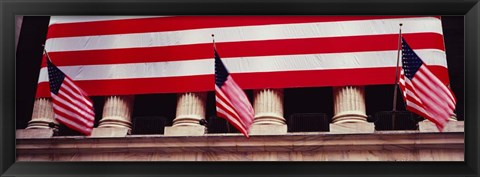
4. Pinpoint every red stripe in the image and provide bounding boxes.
[57,91,94,117]
[62,78,94,105]
[216,92,248,128]
[414,70,455,110]
[52,97,94,124]
[217,111,249,138]
[216,91,241,119]
[41,33,445,67]
[216,106,247,133]
[409,86,450,126]
[404,89,448,129]
[36,66,449,98]
[52,100,94,128]
[55,117,92,135]
[46,16,438,39]
[406,105,445,129]
[221,78,254,125]
[63,78,93,99]
[406,96,424,111]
